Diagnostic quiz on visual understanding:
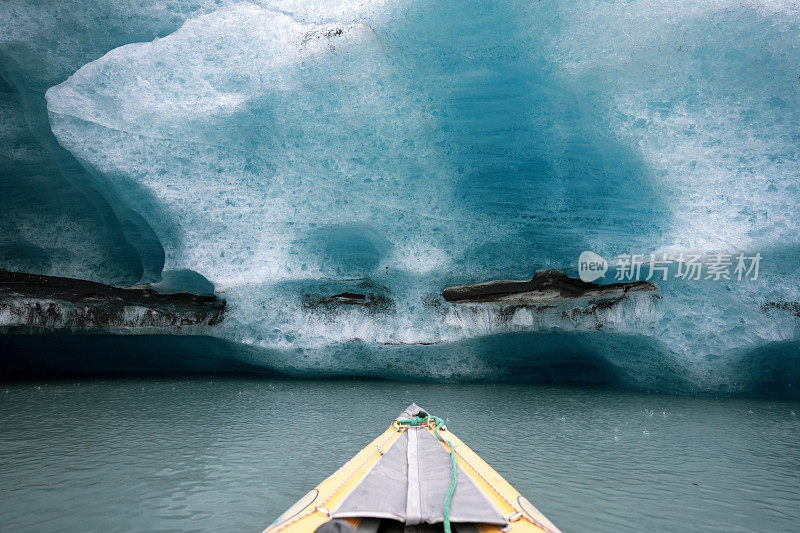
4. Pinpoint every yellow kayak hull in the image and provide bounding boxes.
[265,411,559,533]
